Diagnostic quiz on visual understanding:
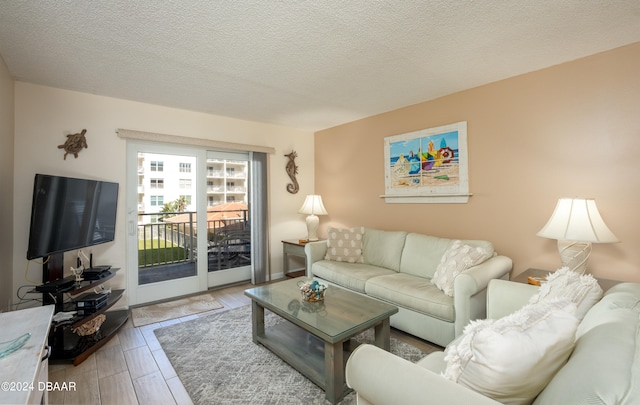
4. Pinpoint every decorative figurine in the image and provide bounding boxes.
[70,266,84,283]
